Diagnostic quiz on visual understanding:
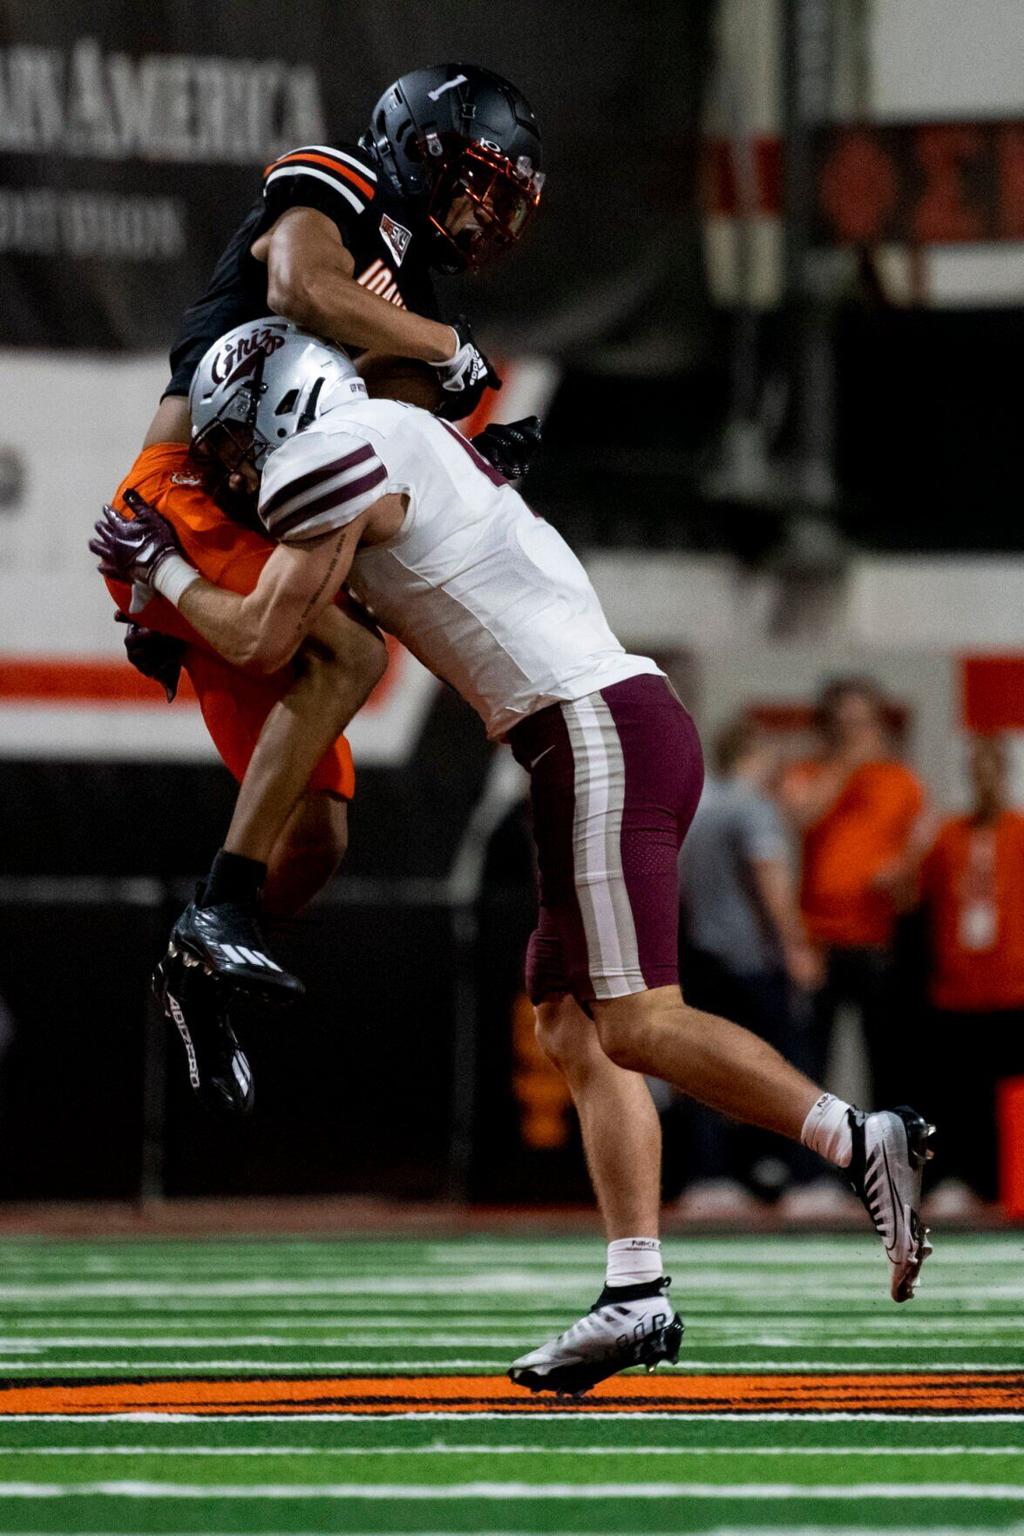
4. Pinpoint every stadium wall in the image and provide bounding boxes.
[709,0,1024,306]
